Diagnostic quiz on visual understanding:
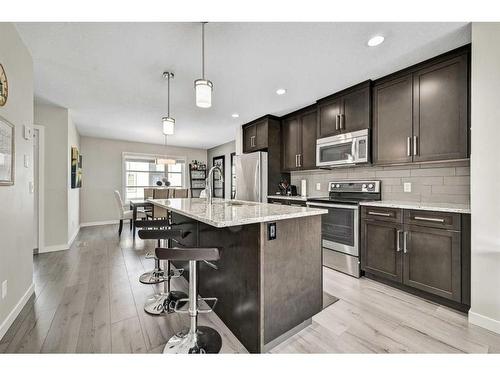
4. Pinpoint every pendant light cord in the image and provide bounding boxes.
[201,22,205,79]
[167,73,170,117]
